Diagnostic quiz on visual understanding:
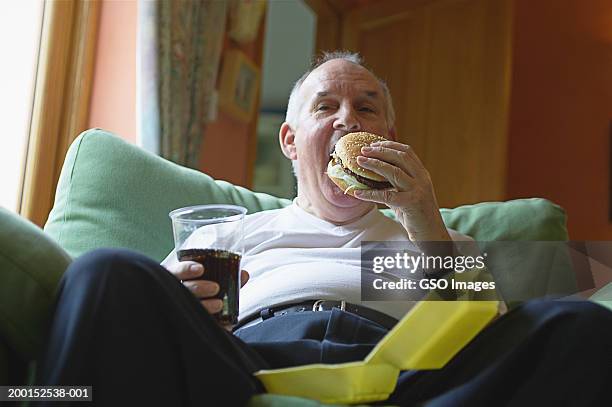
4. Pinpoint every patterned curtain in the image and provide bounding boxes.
[138,0,227,168]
